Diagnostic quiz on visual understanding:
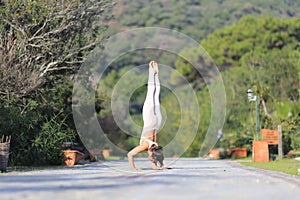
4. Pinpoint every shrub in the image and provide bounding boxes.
[31,113,76,165]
